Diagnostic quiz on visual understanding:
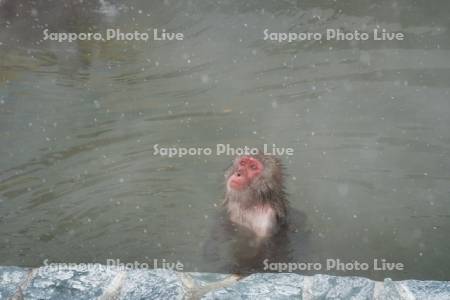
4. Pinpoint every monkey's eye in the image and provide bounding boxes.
[250,164,257,170]
[239,160,246,166]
